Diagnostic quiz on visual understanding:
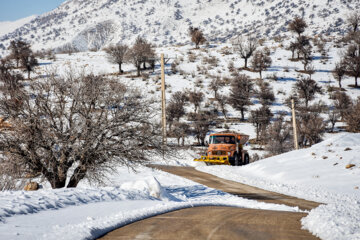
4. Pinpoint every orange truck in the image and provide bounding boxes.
[194,131,250,166]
